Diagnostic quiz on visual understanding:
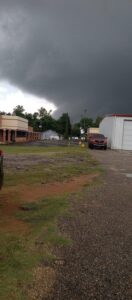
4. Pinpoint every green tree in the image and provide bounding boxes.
[13,105,25,118]
[32,112,39,131]
[37,107,54,132]
[25,113,34,127]
[80,117,93,132]
[41,115,55,131]
[94,116,103,127]
[71,123,80,137]
[57,113,71,138]
[38,107,51,118]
